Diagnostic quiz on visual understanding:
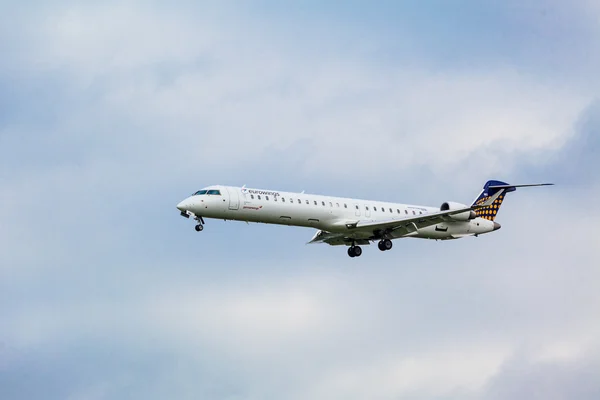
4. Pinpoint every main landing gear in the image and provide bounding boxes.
[378,239,393,251]
[347,239,393,257]
[194,216,205,232]
[348,245,362,258]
